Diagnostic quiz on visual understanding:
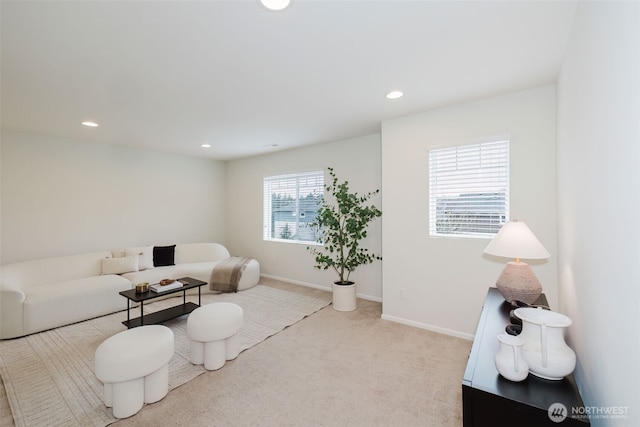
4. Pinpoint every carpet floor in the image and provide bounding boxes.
[0,278,472,426]
[113,279,472,427]
[0,282,330,427]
